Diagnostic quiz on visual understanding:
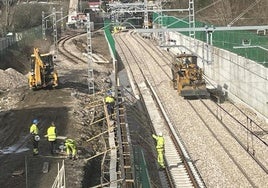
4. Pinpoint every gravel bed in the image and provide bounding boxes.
[115,31,268,187]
